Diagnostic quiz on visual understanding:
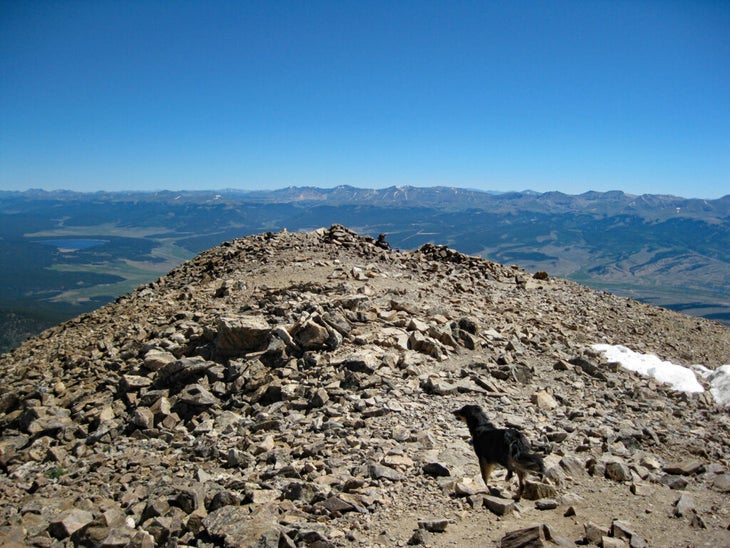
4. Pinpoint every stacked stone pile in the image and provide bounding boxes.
[1,225,728,547]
